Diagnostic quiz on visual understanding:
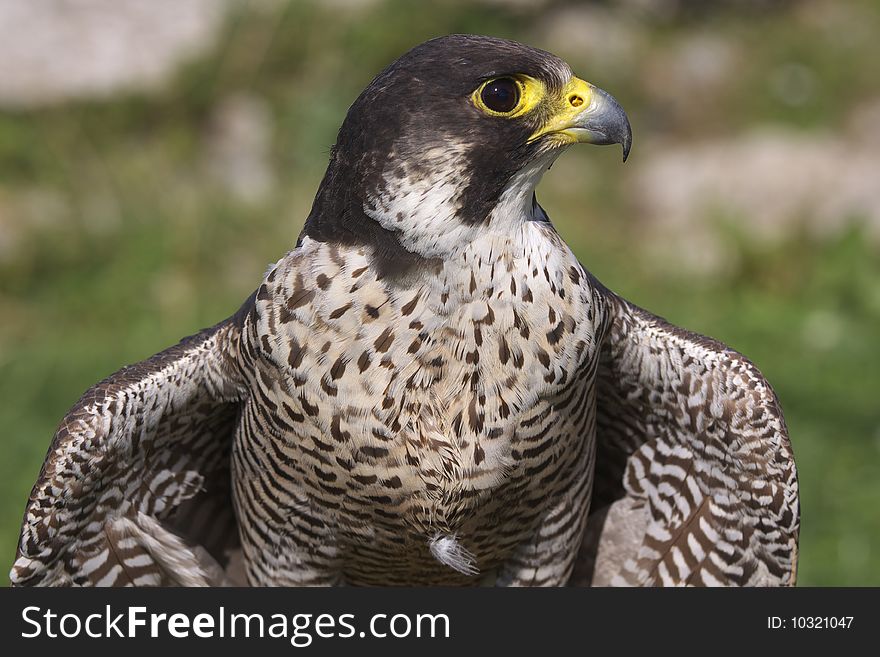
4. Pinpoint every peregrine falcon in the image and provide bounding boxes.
[11,35,799,587]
